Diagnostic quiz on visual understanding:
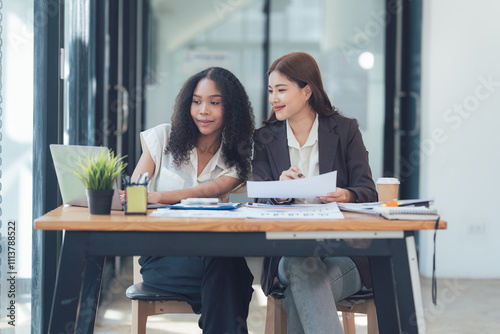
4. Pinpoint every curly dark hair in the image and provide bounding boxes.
[166,67,255,180]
